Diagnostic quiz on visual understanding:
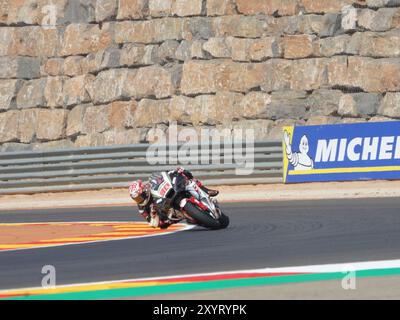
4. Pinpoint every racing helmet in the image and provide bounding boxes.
[129,180,150,205]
